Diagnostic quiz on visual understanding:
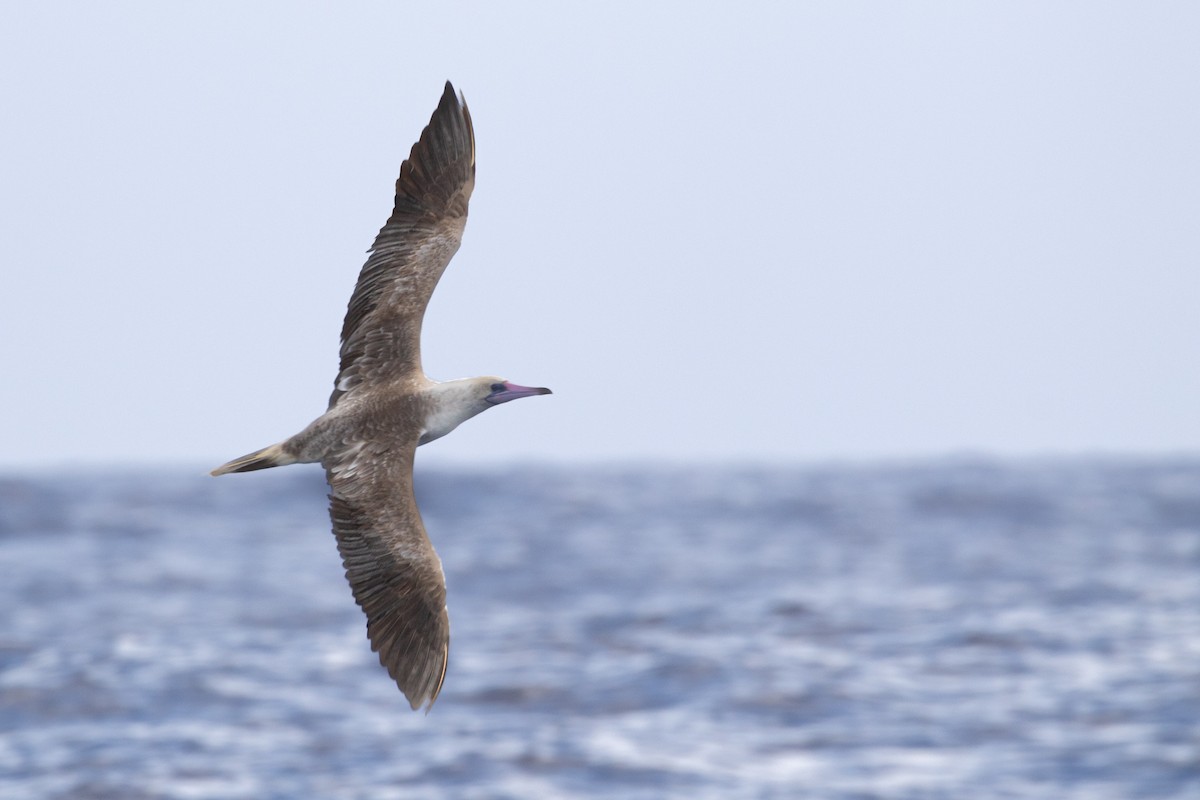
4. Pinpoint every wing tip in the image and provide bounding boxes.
[443,79,466,110]
[401,639,449,713]
[392,81,474,206]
